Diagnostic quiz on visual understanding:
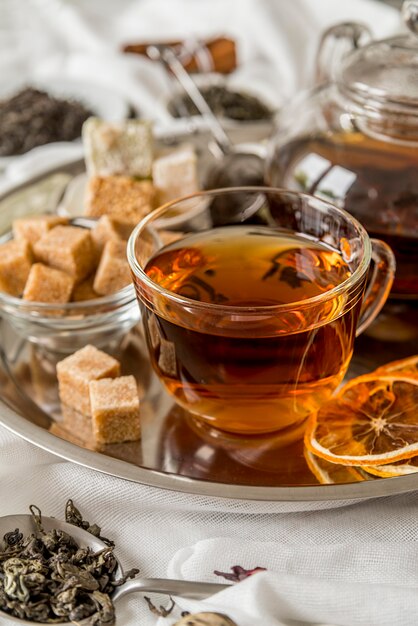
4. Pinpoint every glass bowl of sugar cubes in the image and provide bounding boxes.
[0,213,139,353]
[0,116,207,353]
